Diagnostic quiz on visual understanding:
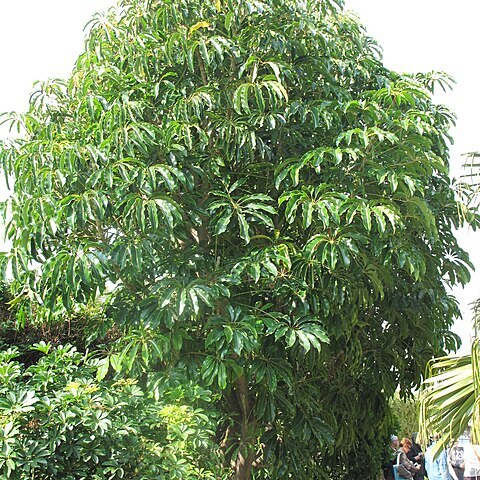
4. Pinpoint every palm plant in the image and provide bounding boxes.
[419,339,479,455]
[463,152,480,190]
